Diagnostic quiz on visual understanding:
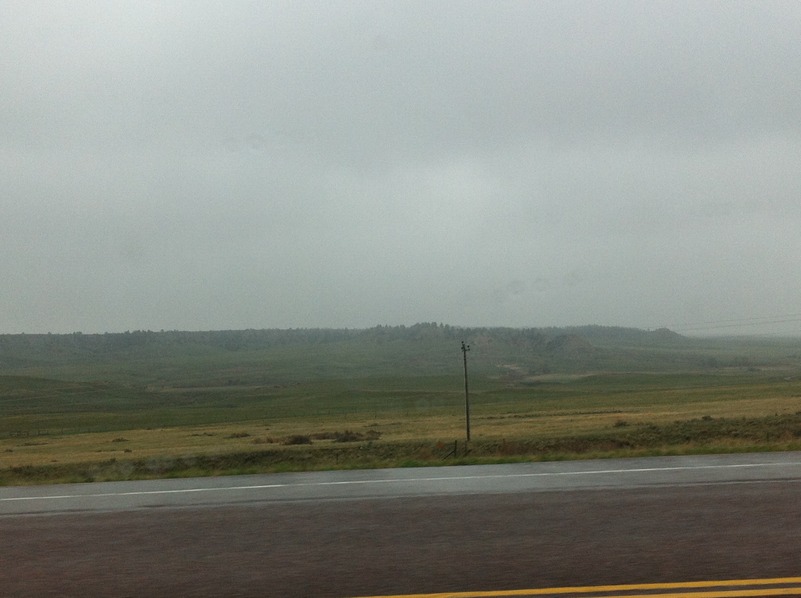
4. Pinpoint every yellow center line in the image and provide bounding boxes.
[354,577,801,598]
[624,590,801,598]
